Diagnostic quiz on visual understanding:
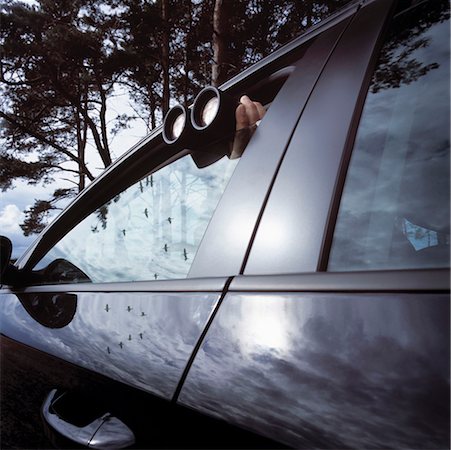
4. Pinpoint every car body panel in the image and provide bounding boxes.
[244,0,395,275]
[188,18,351,277]
[179,289,450,449]
[1,333,285,449]
[0,289,219,399]
[229,269,450,292]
